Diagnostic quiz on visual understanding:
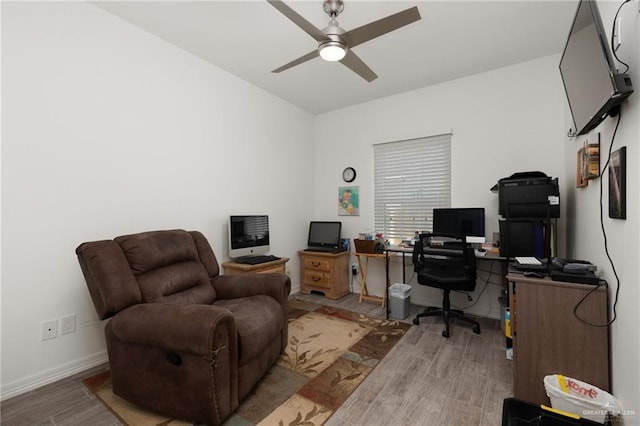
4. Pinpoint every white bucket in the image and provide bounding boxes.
[544,374,623,424]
